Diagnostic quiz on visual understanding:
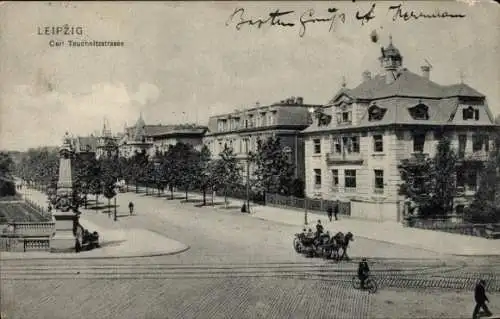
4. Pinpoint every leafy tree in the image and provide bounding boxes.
[431,137,457,216]
[212,145,241,206]
[161,145,177,199]
[398,153,436,218]
[129,150,149,193]
[196,145,213,206]
[100,155,119,211]
[289,178,305,198]
[467,130,500,223]
[0,152,16,196]
[250,136,295,196]
[176,143,199,201]
[16,147,59,187]
[73,152,99,208]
